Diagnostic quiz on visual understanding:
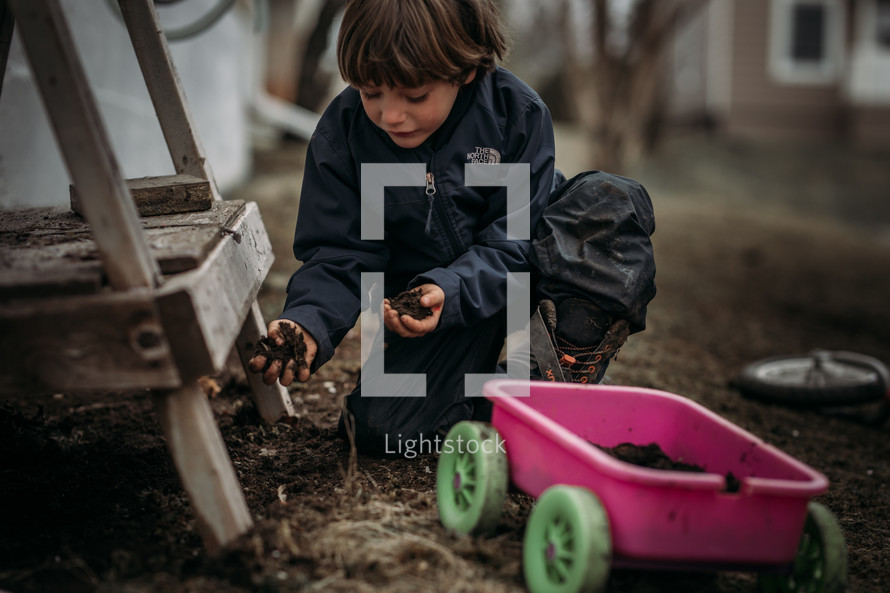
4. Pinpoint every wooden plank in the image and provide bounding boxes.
[142,199,243,272]
[0,202,269,394]
[0,202,273,391]
[0,200,267,396]
[0,206,105,298]
[235,301,297,423]
[117,0,222,200]
[156,201,275,378]
[0,201,245,298]
[153,381,253,554]
[6,0,160,290]
[0,290,181,395]
[156,288,217,383]
[0,268,103,299]
[70,174,213,217]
